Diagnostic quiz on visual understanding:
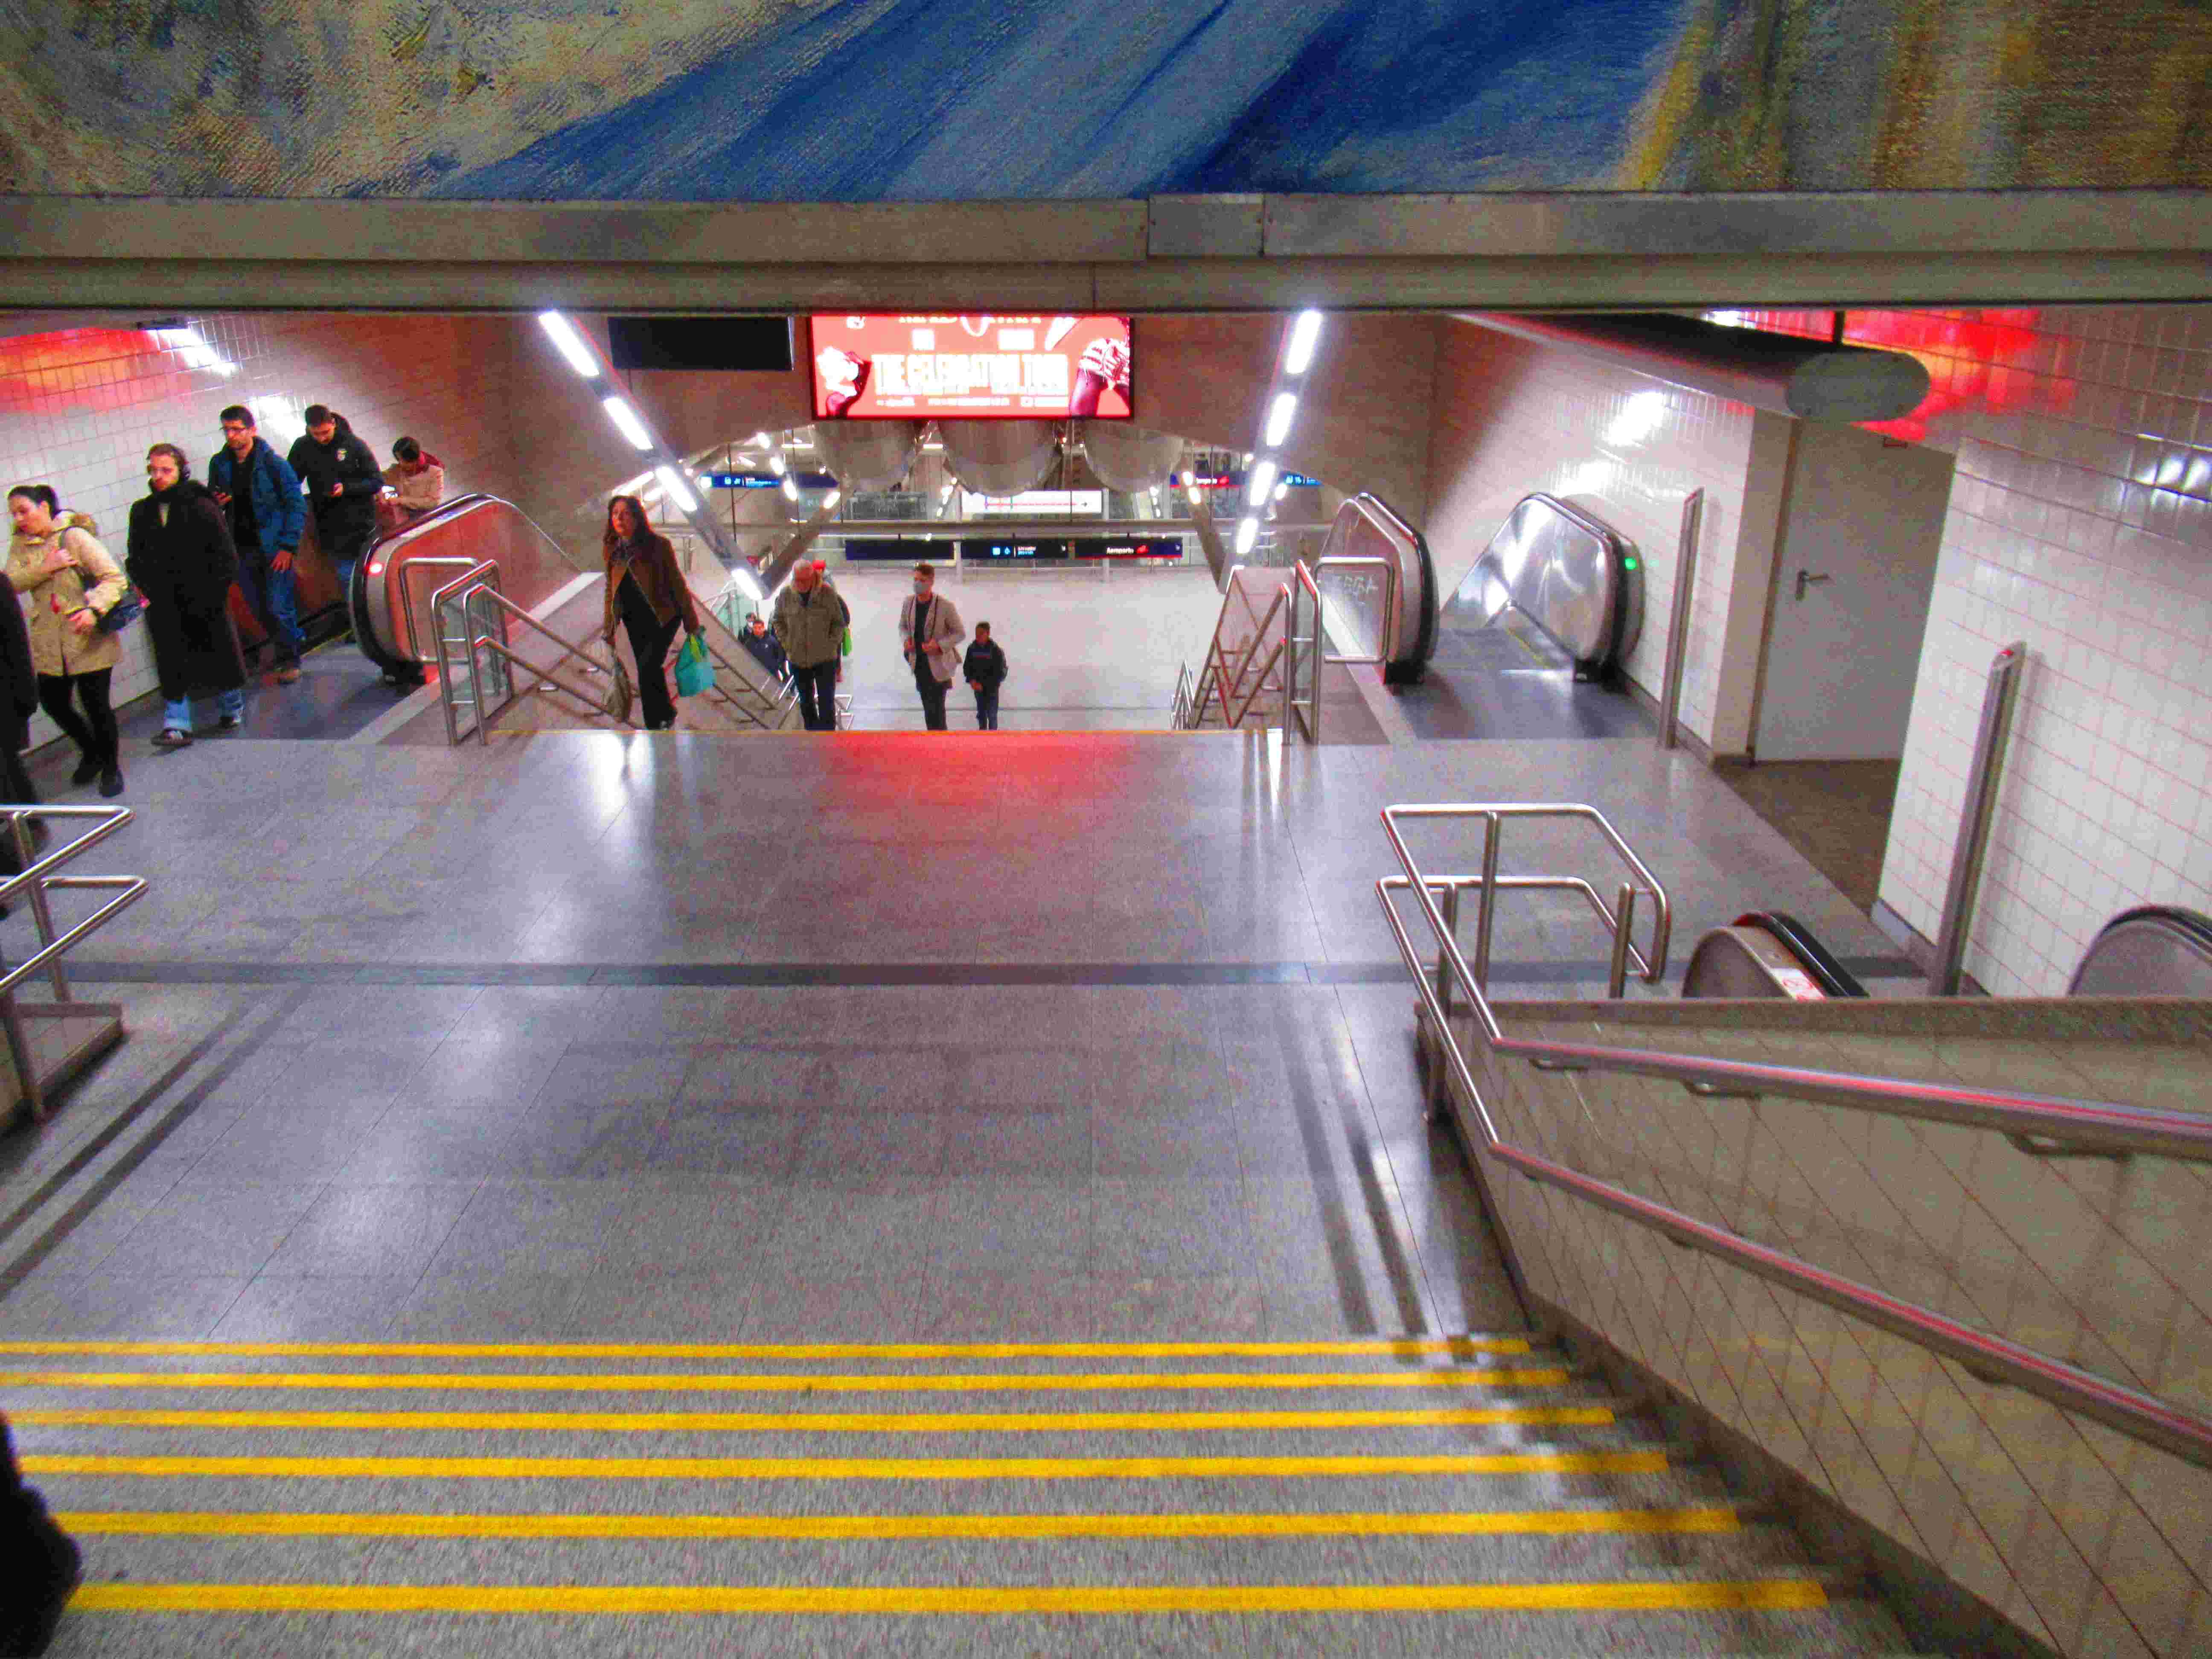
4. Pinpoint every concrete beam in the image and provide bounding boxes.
[0,191,2204,311]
